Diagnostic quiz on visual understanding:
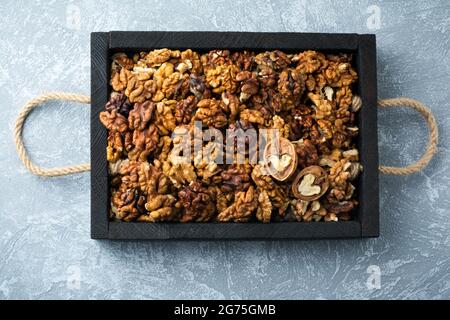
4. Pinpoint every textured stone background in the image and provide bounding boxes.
[0,0,449,299]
